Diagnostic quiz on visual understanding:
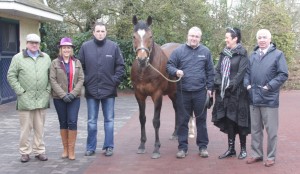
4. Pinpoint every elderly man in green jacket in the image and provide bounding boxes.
[7,33,51,163]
